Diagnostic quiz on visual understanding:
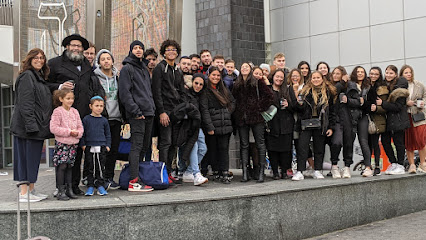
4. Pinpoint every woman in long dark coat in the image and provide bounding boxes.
[11,48,53,202]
